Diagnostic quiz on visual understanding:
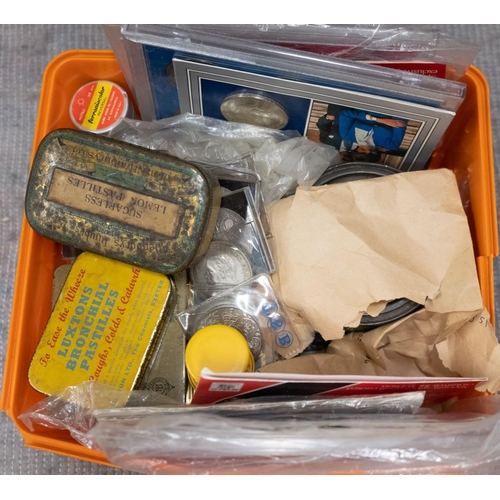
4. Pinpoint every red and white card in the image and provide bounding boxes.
[192,369,485,406]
